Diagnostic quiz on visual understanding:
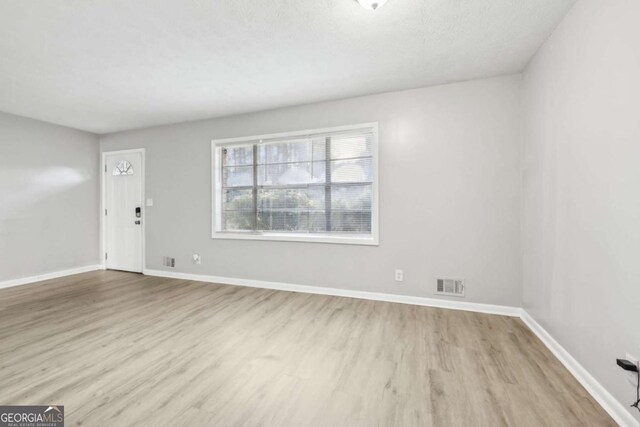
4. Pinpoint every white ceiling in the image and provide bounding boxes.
[0,0,574,134]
